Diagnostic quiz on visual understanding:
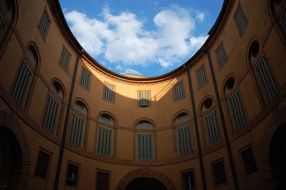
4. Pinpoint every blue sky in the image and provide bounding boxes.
[60,0,223,77]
